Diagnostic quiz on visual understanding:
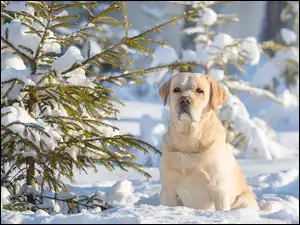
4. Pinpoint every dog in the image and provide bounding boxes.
[158,73,259,211]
